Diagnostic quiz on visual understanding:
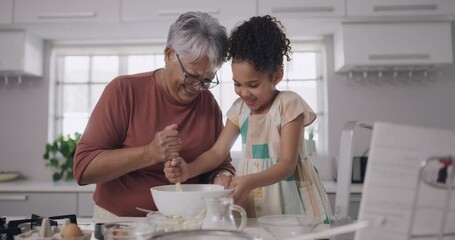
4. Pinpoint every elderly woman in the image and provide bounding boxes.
[74,11,235,217]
